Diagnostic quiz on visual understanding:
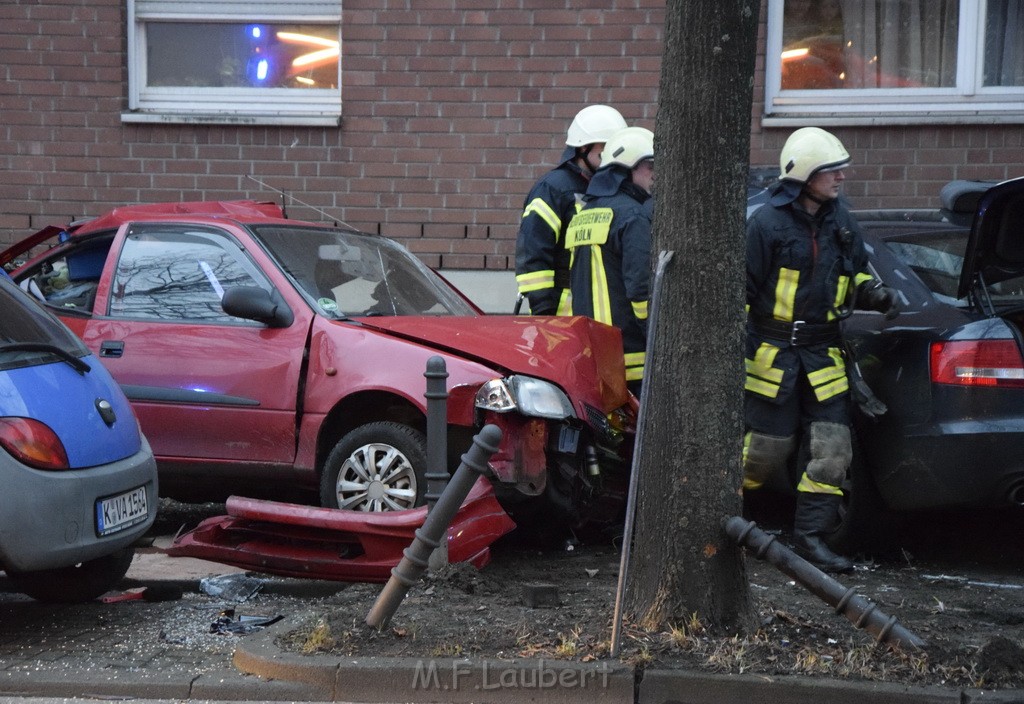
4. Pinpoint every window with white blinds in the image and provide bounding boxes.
[124,0,343,126]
